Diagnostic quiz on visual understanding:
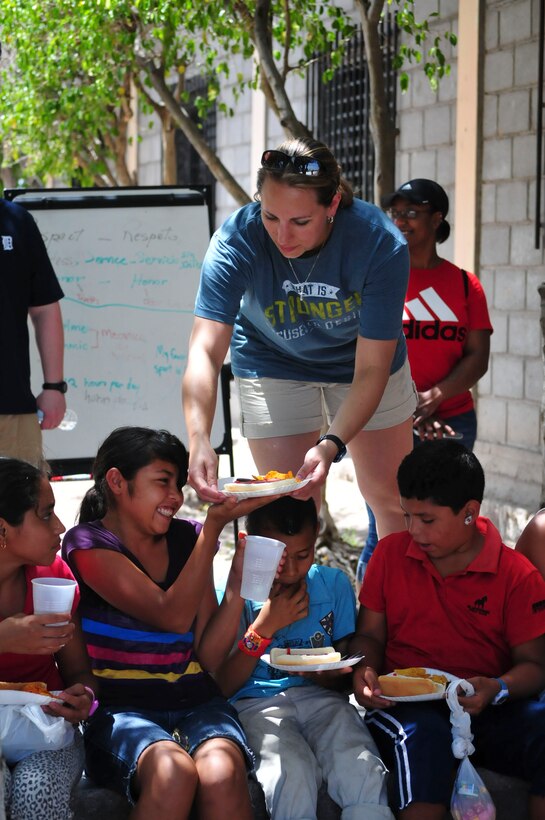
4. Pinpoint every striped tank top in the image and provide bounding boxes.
[62,518,220,709]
